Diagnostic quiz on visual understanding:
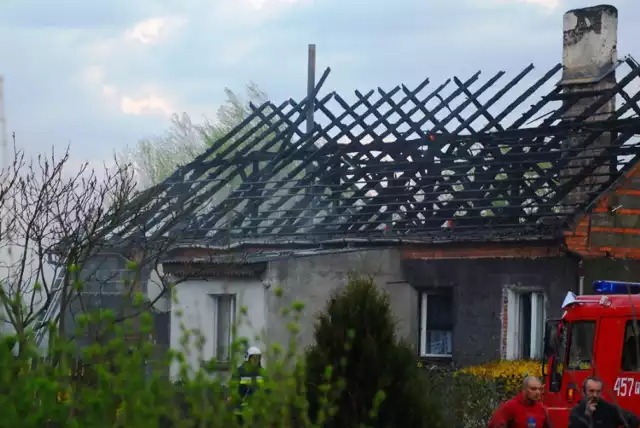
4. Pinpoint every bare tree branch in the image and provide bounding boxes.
[0,141,192,355]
